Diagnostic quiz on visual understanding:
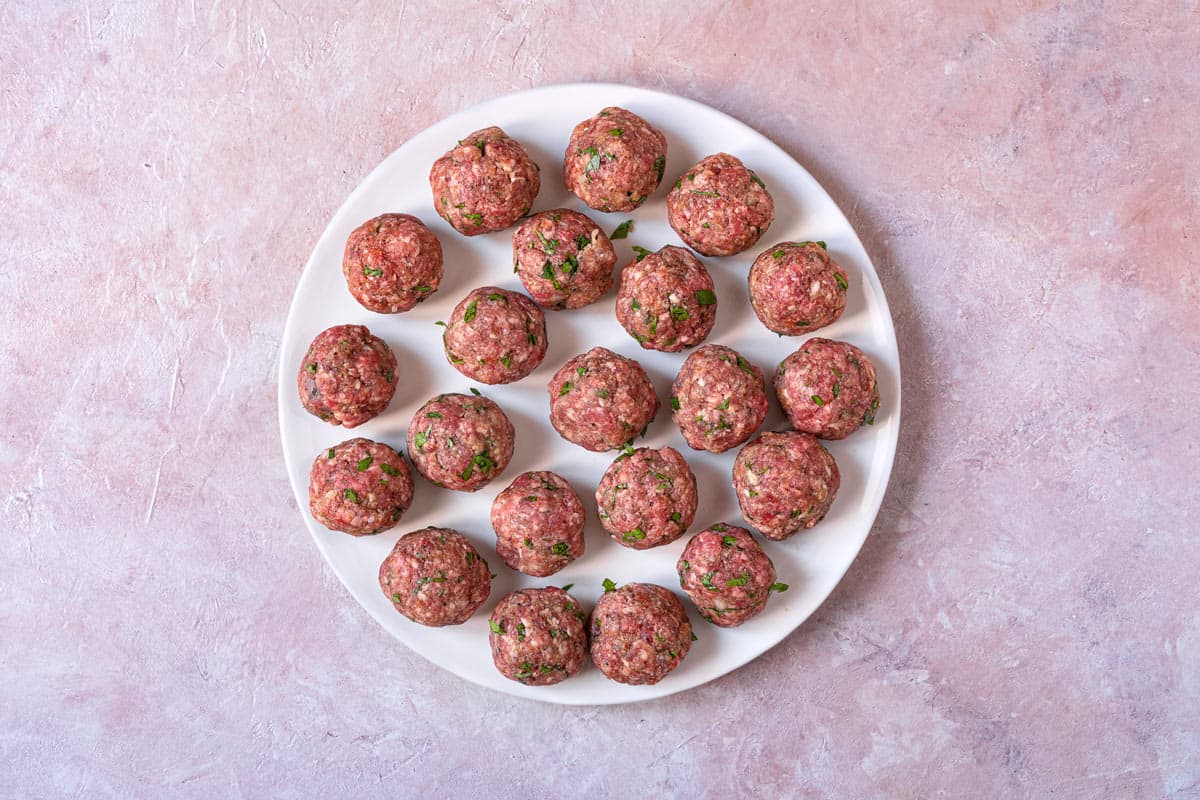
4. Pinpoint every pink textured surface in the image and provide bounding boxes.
[3,2,1198,797]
